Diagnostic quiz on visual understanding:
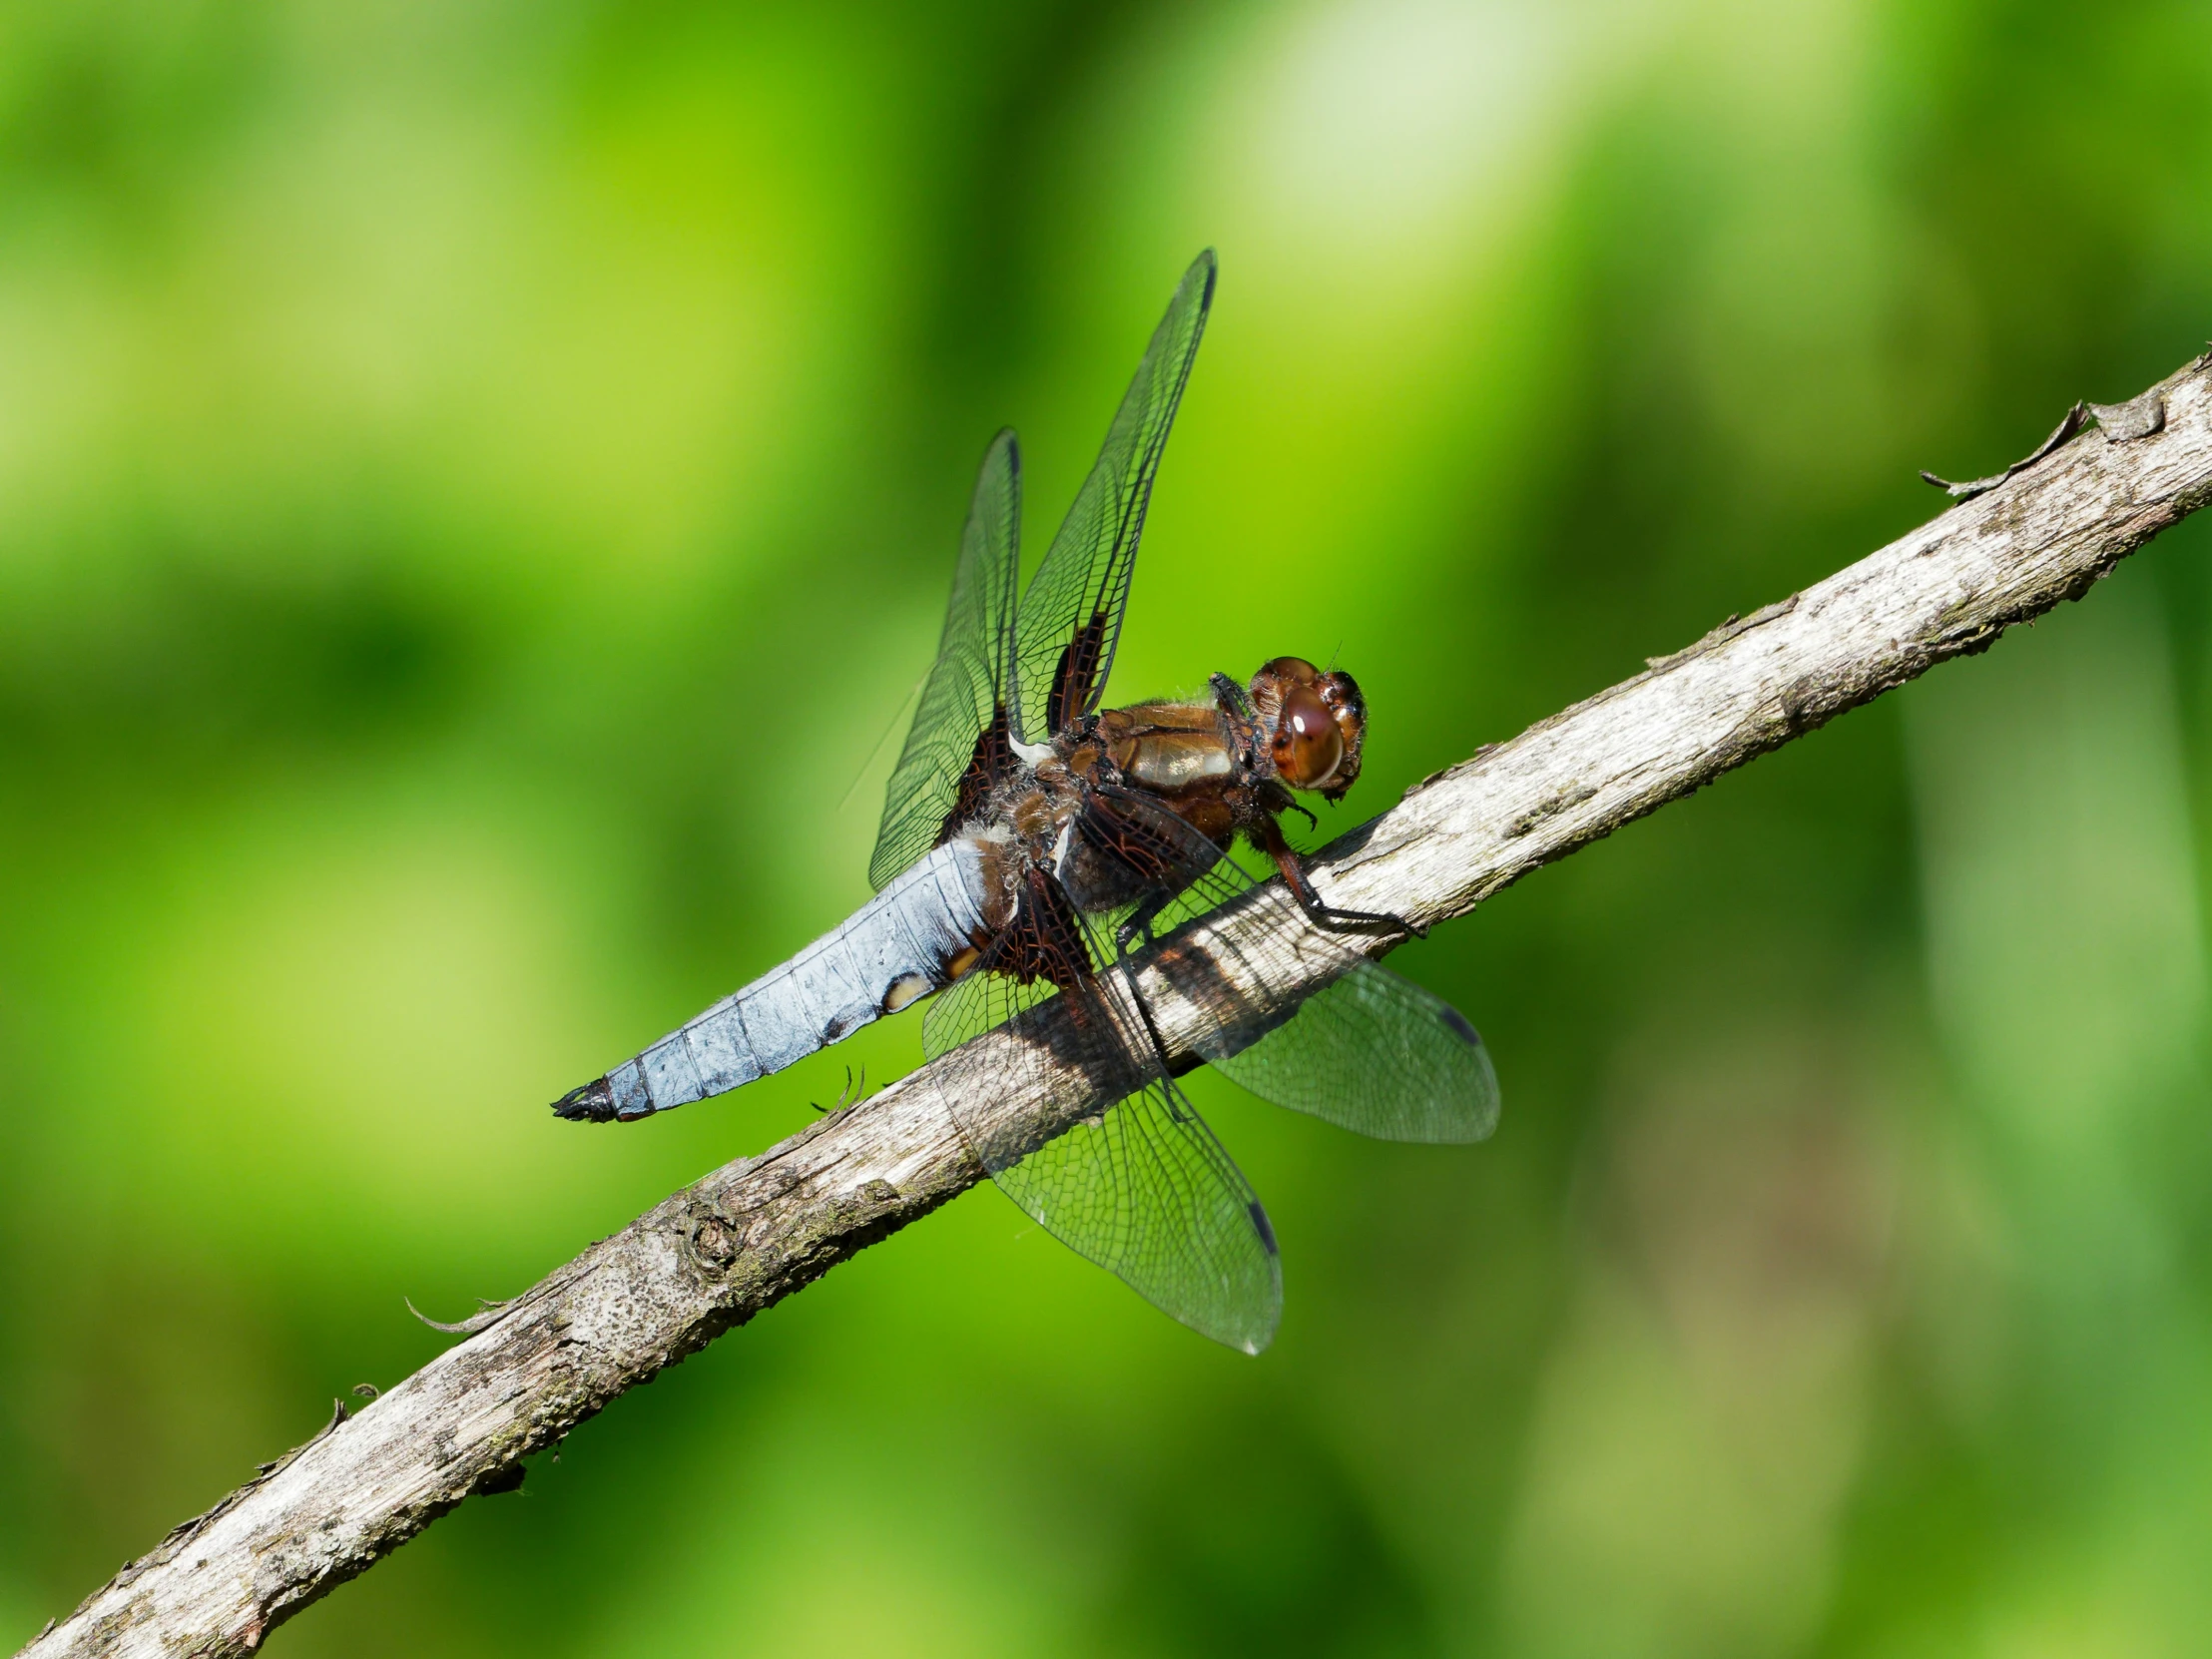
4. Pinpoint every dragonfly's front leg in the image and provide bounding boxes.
[1255,819,1425,937]
[1209,672,1262,770]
